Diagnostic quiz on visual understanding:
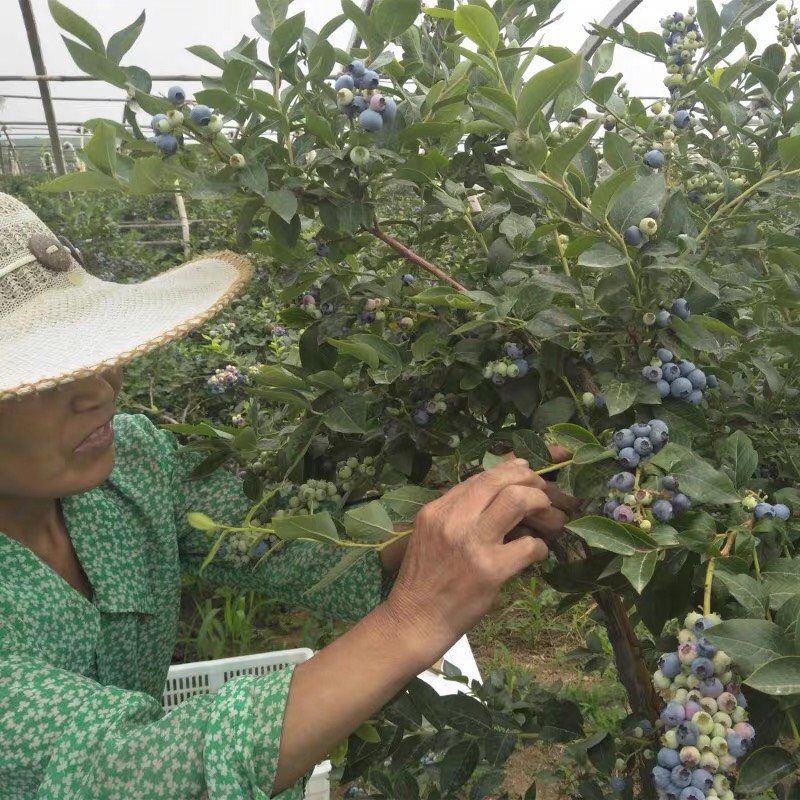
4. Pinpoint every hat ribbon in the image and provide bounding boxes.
[0,254,37,281]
